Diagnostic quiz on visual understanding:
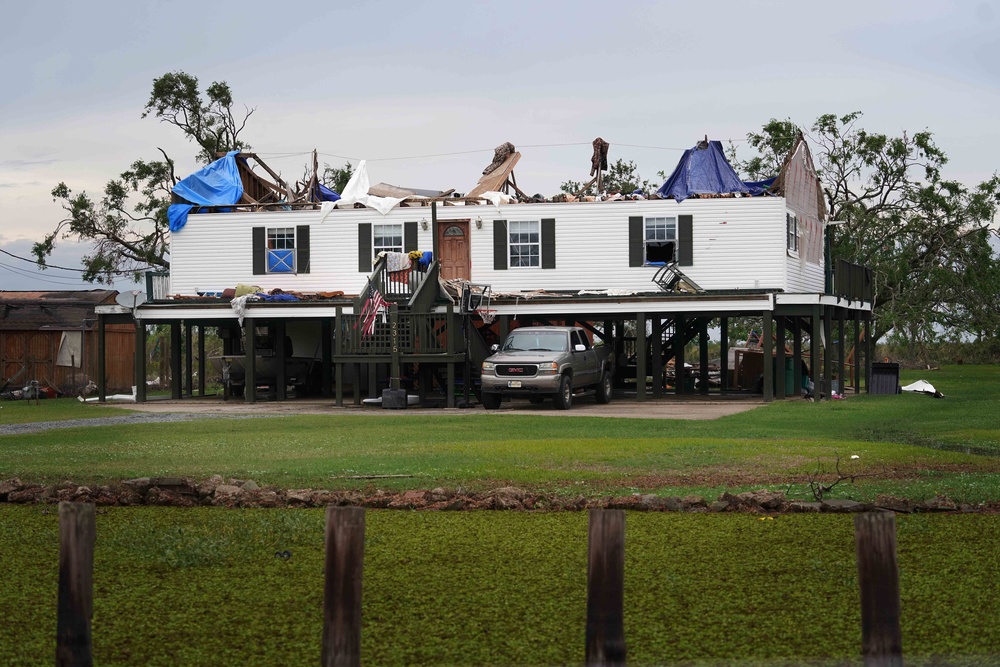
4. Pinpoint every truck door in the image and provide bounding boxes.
[571,330,598,385]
